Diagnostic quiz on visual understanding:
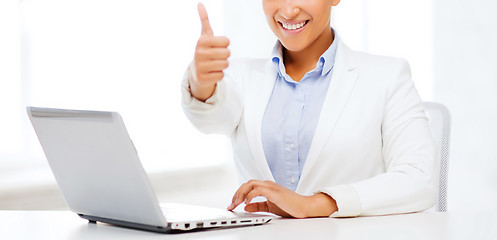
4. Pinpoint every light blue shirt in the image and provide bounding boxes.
[261,37,338,191]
